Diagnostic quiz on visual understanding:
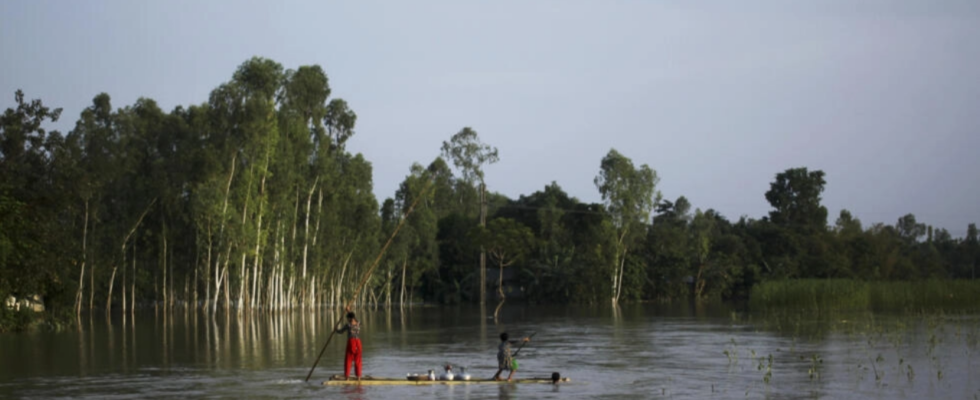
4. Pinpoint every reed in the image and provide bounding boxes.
[750,279,980,313]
